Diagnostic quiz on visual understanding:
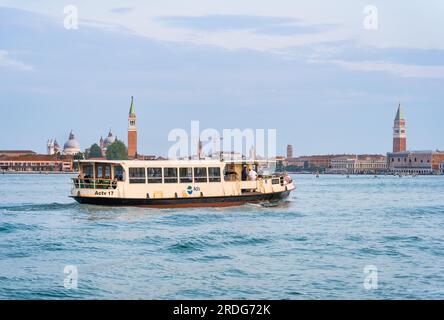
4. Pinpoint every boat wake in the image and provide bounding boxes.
[0,202,78,212]
[244,200,292,208]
